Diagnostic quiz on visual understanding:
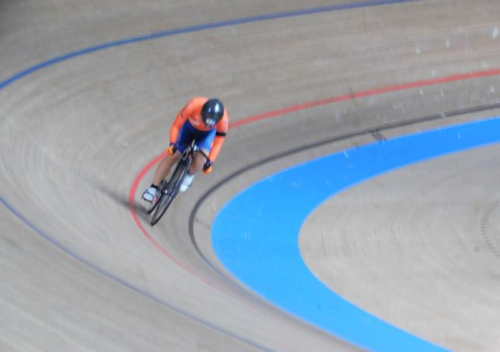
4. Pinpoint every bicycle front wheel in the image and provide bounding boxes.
[146,180,166,214]
[150,190,175,226]
[149,158,190,226]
